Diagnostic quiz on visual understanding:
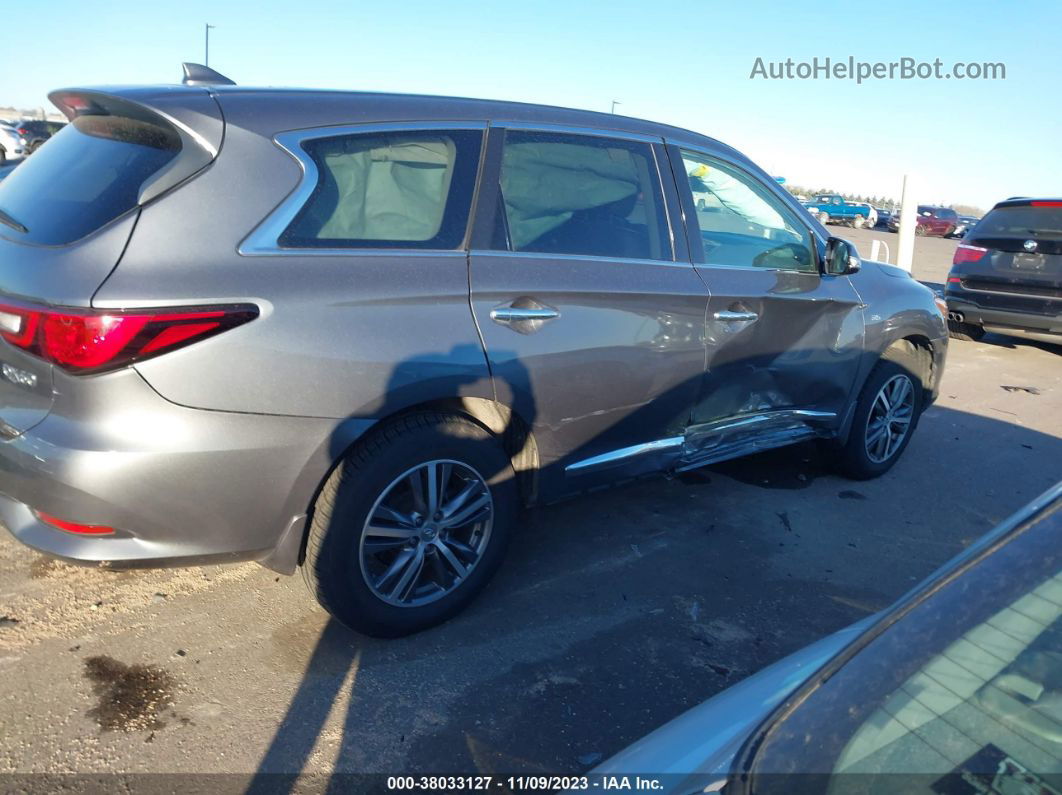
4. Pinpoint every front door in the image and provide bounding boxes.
[667,145,865,456]
[468,125,709,497]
